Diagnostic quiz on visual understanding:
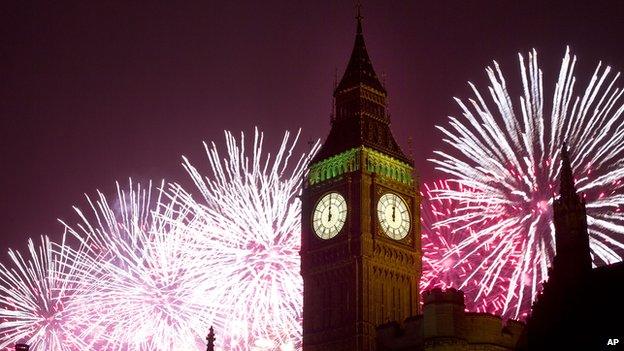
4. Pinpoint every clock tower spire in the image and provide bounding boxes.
[311,4,410,166]
[301,8,421,351]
